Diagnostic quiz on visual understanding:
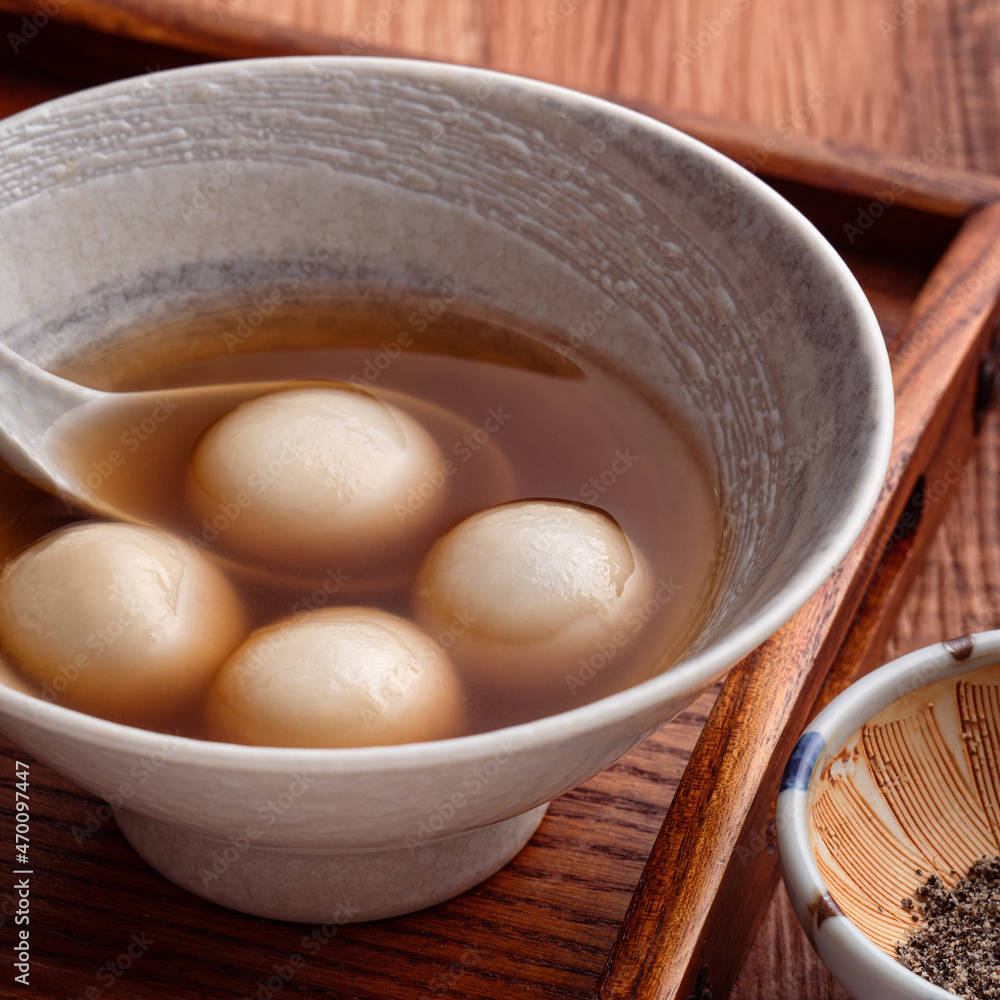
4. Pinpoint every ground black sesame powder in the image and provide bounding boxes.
[896,856,1000,998]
